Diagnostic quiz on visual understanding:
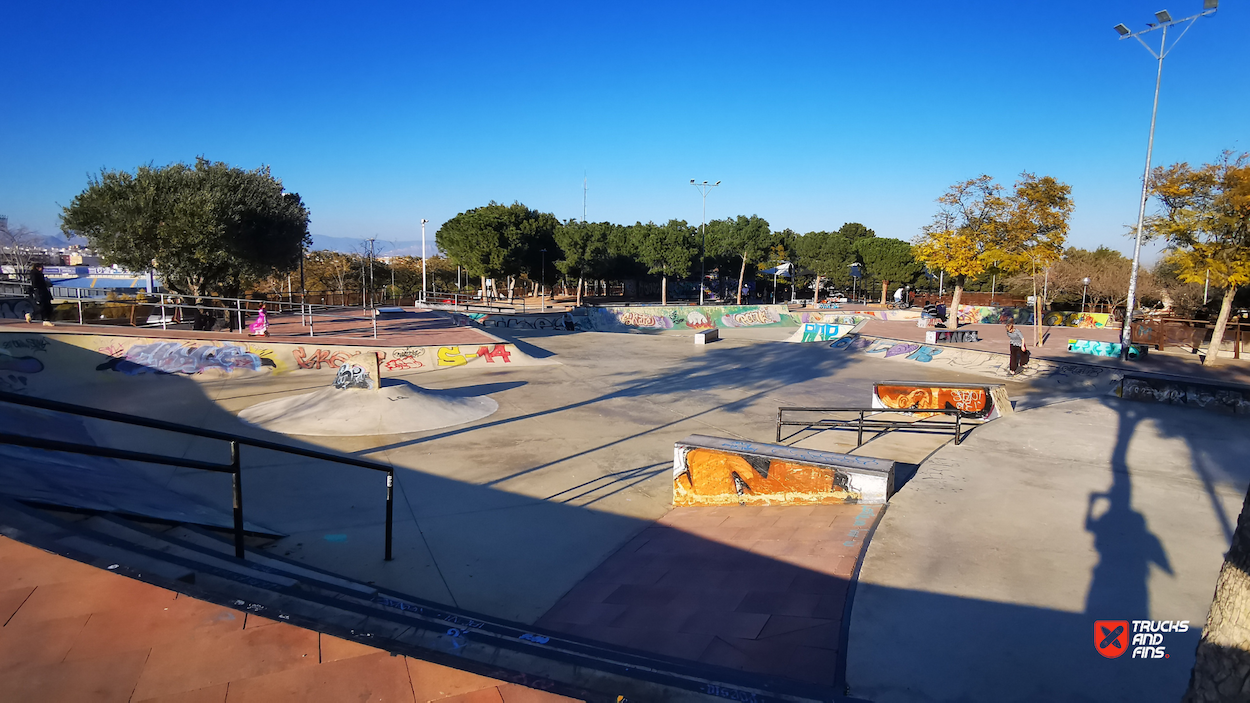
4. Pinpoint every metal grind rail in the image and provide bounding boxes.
[0,389,395,561]
[776,406,969,446]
